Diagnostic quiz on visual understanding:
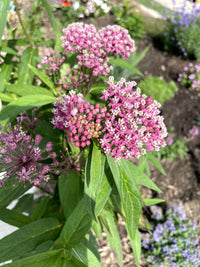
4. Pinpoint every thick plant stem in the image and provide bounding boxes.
[13,0,32,47]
